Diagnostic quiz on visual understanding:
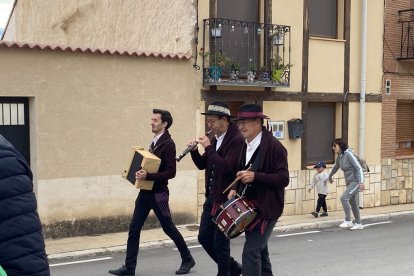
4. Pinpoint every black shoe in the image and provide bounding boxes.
[320,212,328,217]
[175,258,196,275]
[230,261,242,276]
[108,265,135,276]
[311,211,319,218]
